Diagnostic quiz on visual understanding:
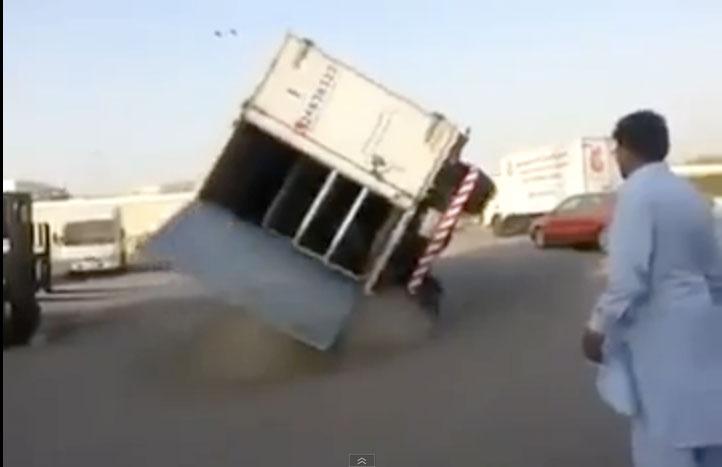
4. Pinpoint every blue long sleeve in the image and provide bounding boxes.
[588,188,654,334]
